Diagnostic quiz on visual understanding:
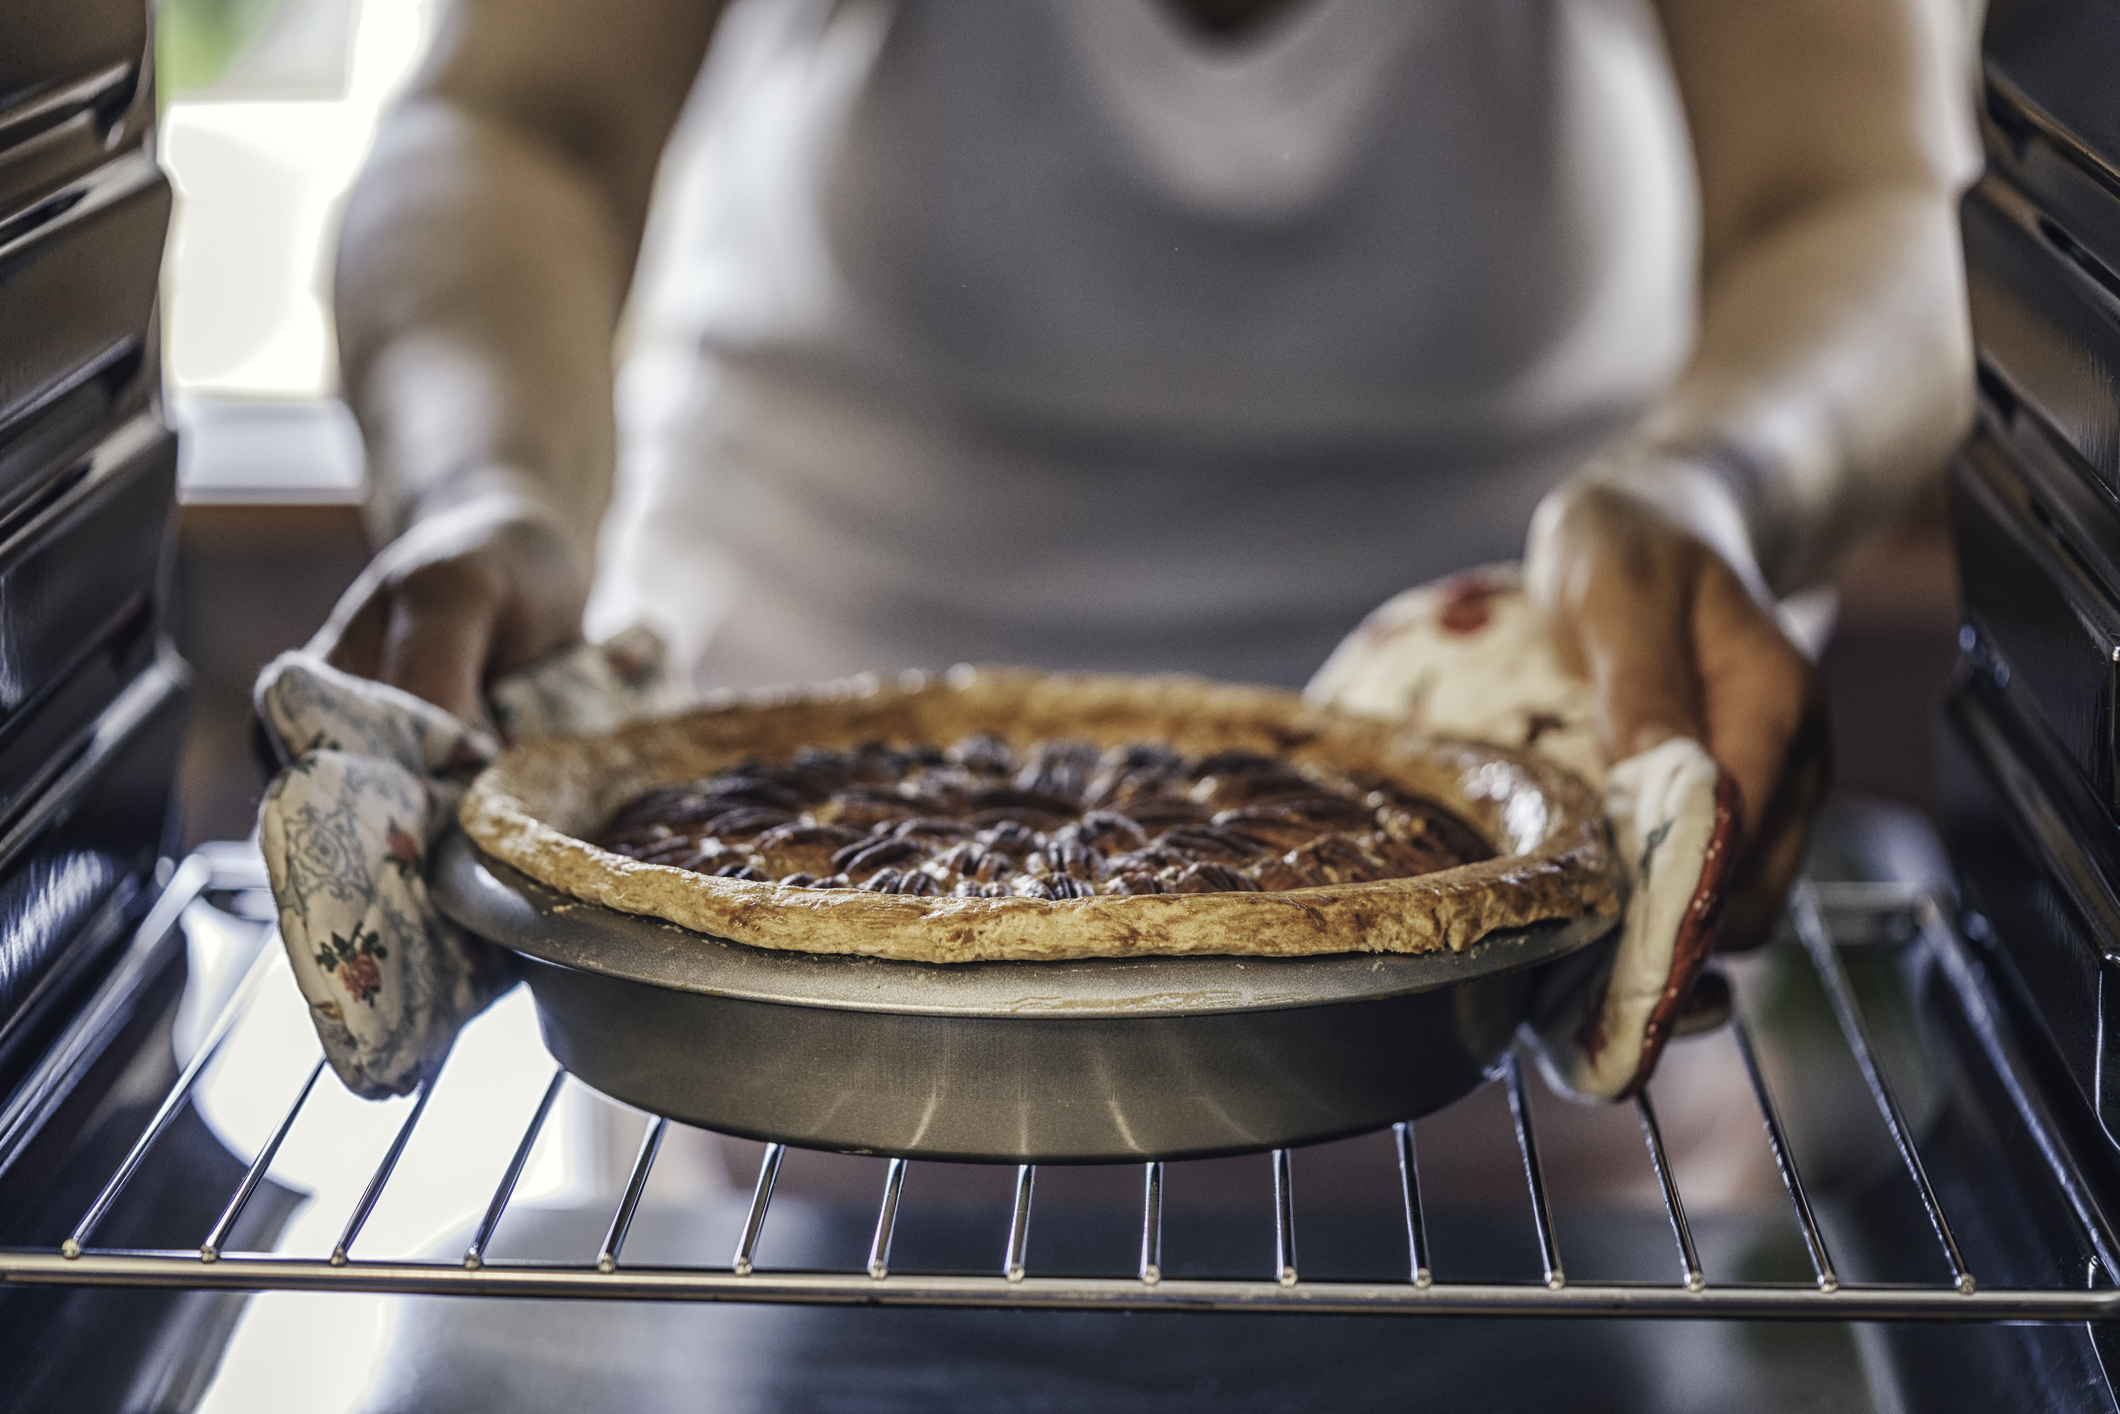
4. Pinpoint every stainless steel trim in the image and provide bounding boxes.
[201,1056,324,1262]
[868,1158,907,1281]
[1139,1162,1163,1286]
[465,1069,567,1270]
[333,1073,441,1266]
[1730,1011,1837,1291]
[1272,1148,1297,1287]
[21,869,2120,1325]
[10,1252,2120,1322]
[599,1117,666,1274]
[1004,1165,1035,1283]
[1393,1121,1431,1288]
[732,1143,785,1278]
[1504,1052,1564,1291]
[1636,1092,1703,1293]
[61,940,277,1259]
[1794,886,1976,1294]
